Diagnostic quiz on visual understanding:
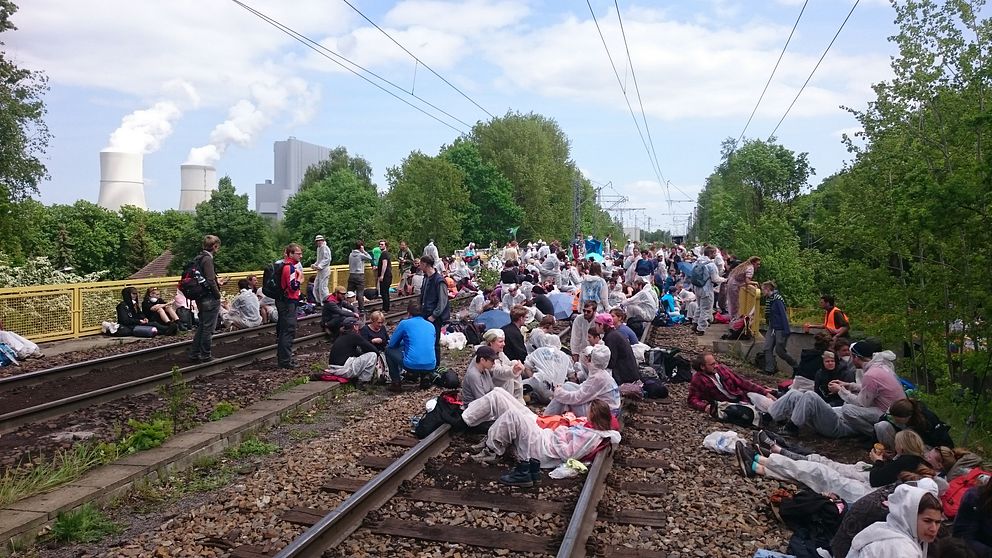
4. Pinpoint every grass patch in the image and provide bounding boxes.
[208,400,238,421]
[0,444,117,507]
[276,375,309,392]
[120,417,172,453]
[49,504,121,544]
[289,429,319,441]
[225,437,279,459]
